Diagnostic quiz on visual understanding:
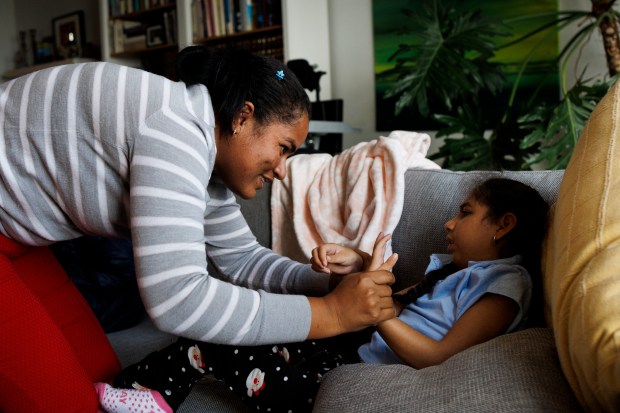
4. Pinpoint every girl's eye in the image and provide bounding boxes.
[280,145,289,154]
